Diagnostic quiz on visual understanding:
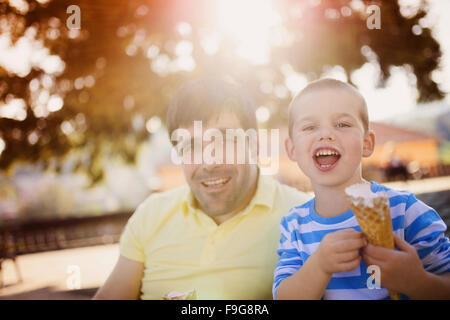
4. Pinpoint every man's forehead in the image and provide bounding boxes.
[181,112,244,132]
